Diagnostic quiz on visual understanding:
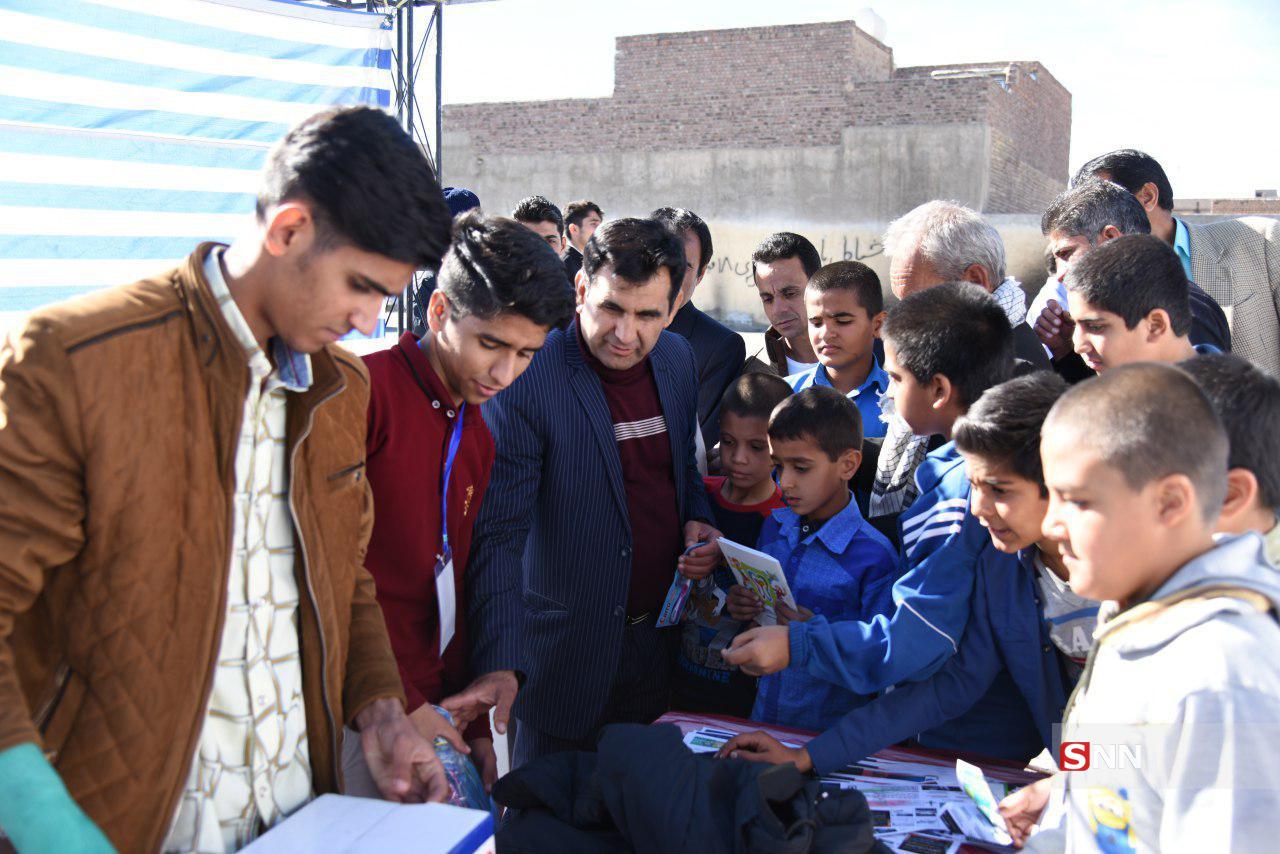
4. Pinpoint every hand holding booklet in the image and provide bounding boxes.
[716,537,797,627]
